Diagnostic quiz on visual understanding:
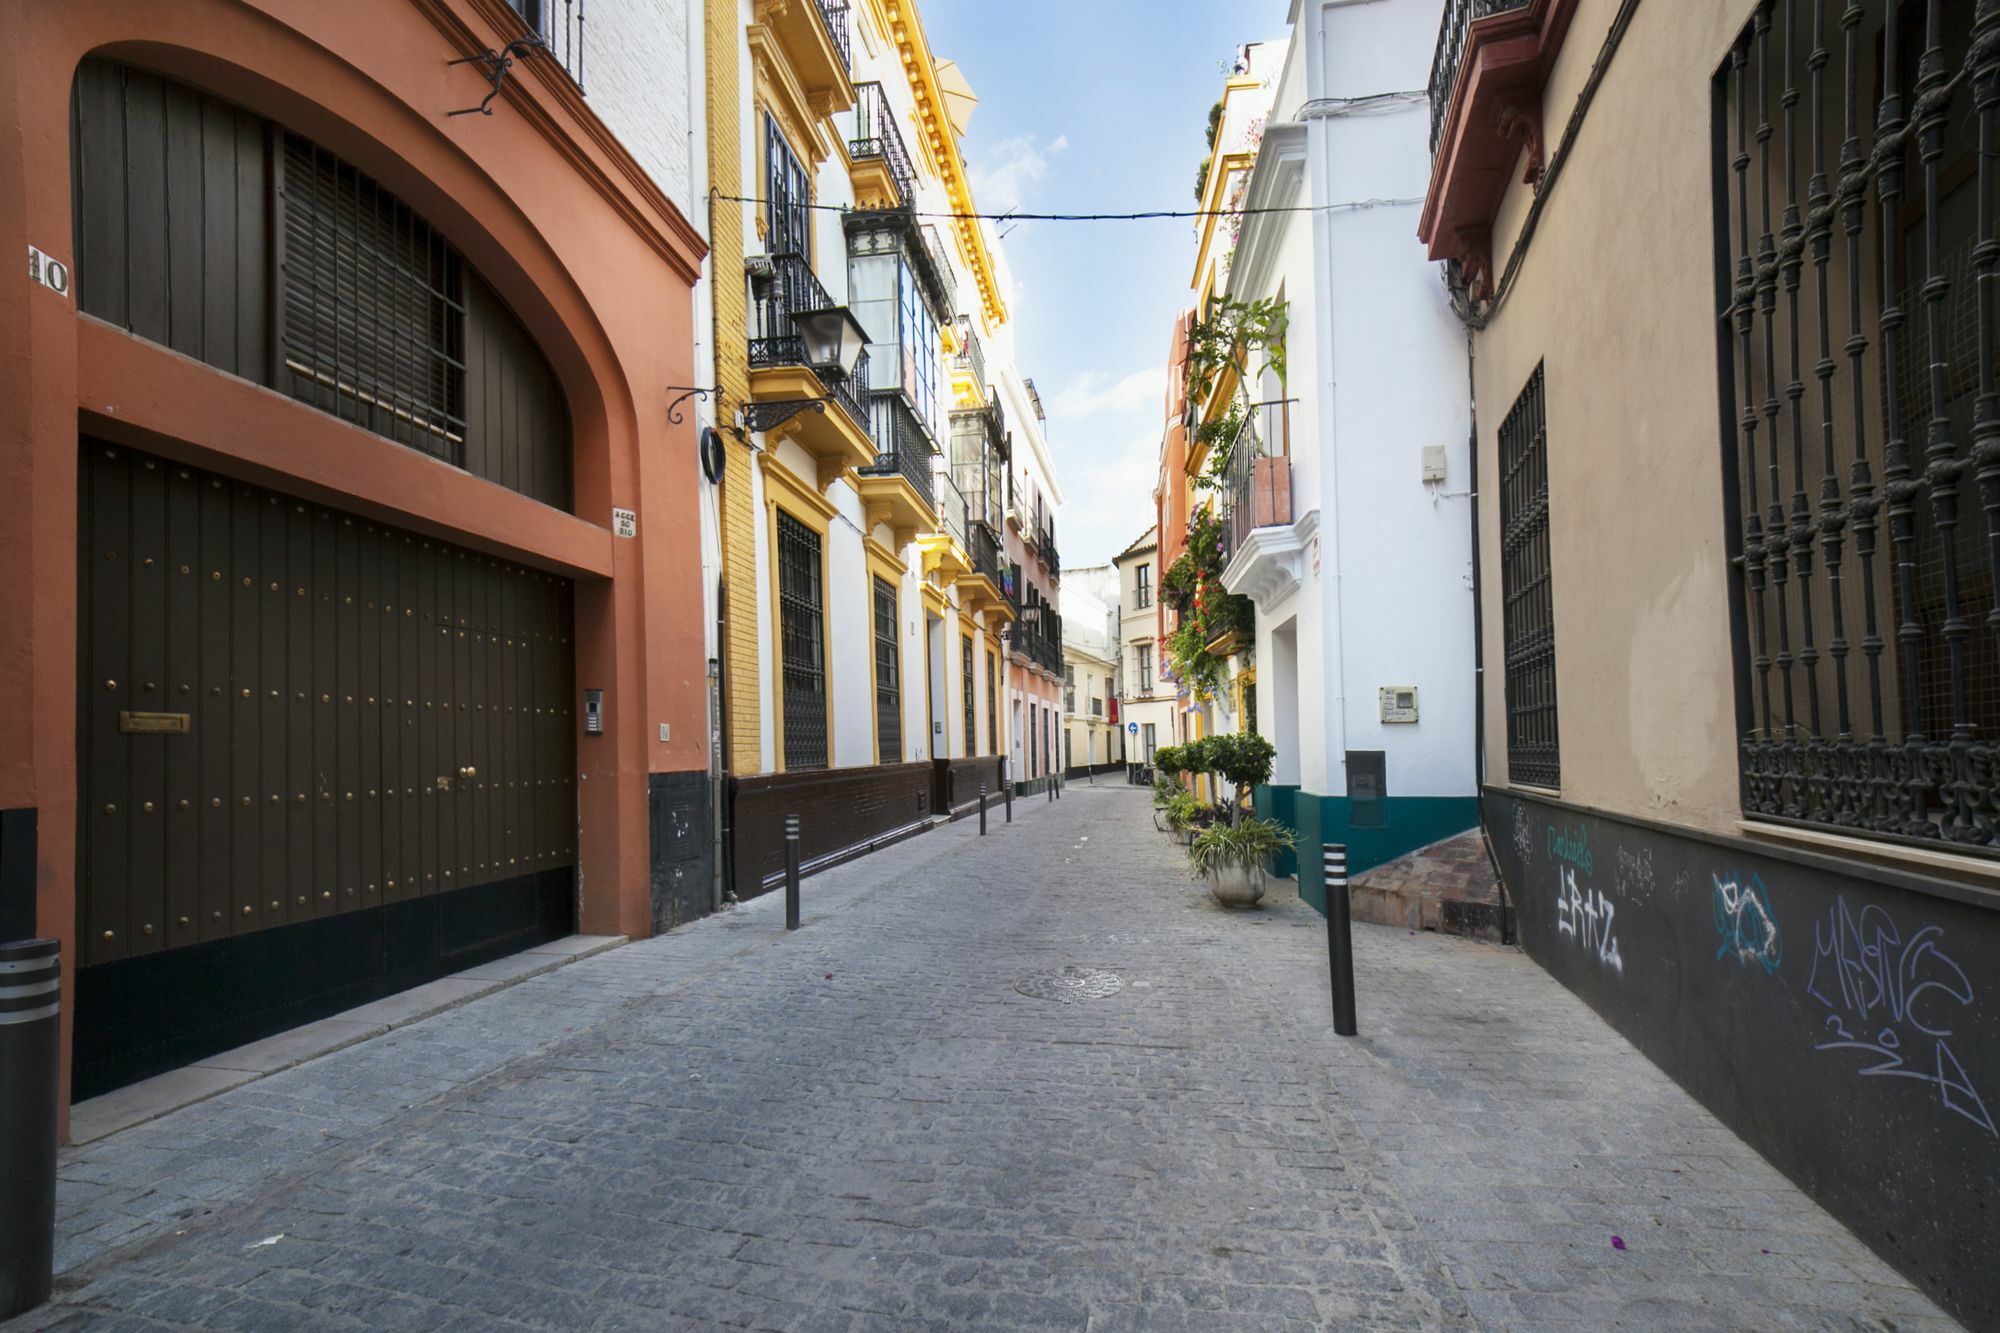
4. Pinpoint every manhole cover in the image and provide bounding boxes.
[1014,965,1126,1003]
